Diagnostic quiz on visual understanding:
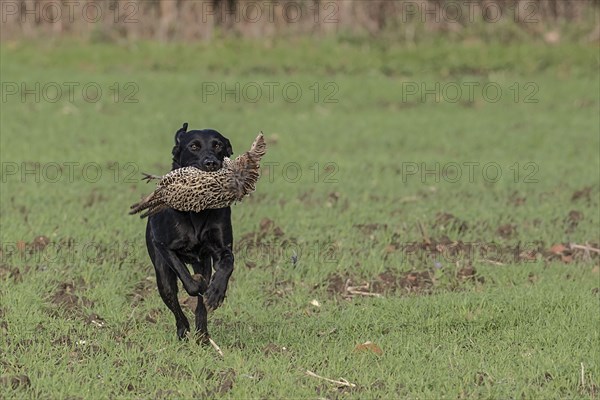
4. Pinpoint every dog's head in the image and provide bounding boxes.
[171,122,233,171]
